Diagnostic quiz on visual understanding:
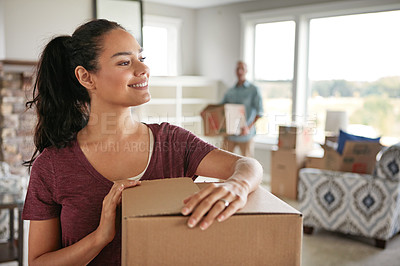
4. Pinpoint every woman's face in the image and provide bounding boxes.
[90,28,150,108]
